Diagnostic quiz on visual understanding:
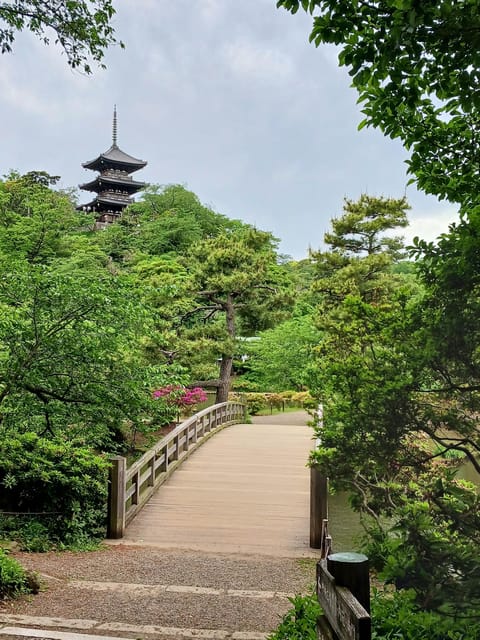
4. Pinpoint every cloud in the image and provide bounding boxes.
[223,40,294,83]
[199,0,226,25]
[405,207,460,246]
[0,0,462,261]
